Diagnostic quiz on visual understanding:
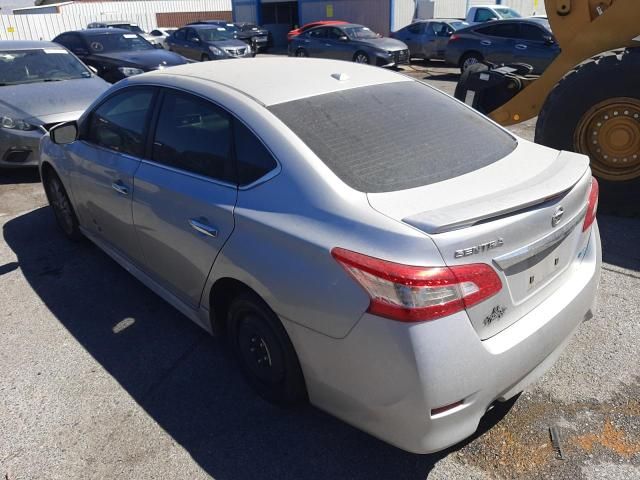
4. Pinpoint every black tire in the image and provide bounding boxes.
[43,169,82,241]
[454,62,489,105]
[535,48,640,216]
[201,54,211,62]
[459,51,483,73]
[227,292,307,406]
[295,48,308,57]
[353,51,370,64]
